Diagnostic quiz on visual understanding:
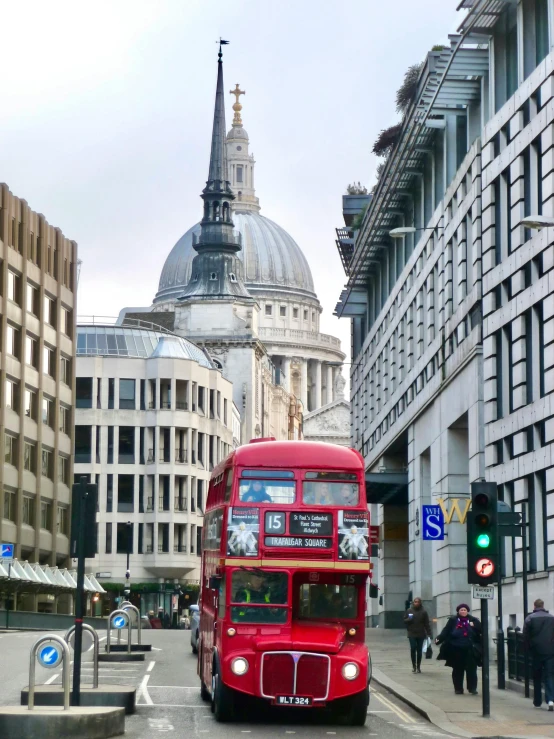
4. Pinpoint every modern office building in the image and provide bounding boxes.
[75,320,234,613]
[0,182,77,573]
[335,0,554,629]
